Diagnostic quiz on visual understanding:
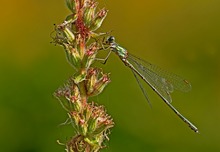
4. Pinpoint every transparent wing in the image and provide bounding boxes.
[127,53,191,103]
[131,70,152,107]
